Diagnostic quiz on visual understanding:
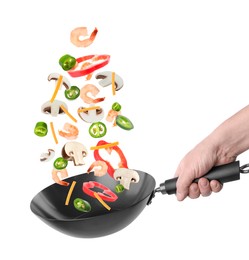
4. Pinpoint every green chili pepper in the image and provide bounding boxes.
[53,157,68,170]
[64,86,80,100]
[34,122,48,137]
[59,54,76,71]
[112,102,122,111]
[89,122,107,138]
[115,115,134,130]
[73,198,91,212]
[115,184,125,193]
